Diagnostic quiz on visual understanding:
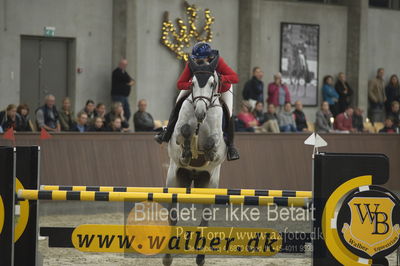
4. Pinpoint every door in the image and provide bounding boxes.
[20,37,70,113]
